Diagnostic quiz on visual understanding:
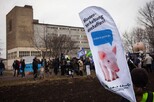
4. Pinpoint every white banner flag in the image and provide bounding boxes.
[79,6,136,102]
